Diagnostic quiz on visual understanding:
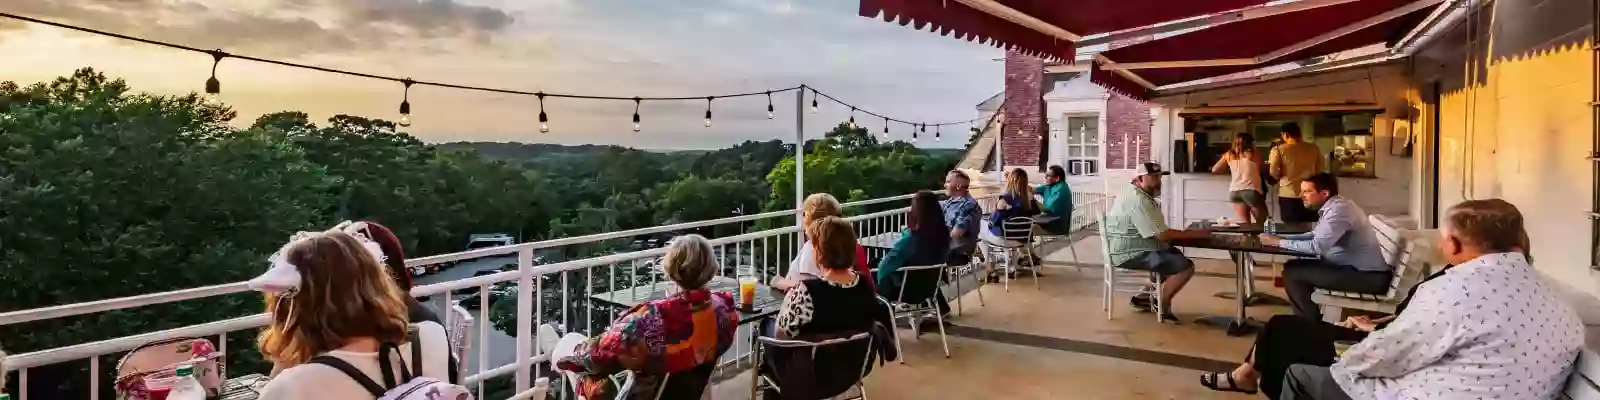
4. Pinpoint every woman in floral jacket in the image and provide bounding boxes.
[556,234,740,399]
